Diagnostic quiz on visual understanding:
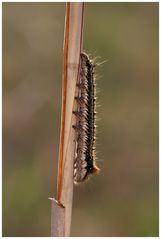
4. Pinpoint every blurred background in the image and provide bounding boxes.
[3,3,158,236]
